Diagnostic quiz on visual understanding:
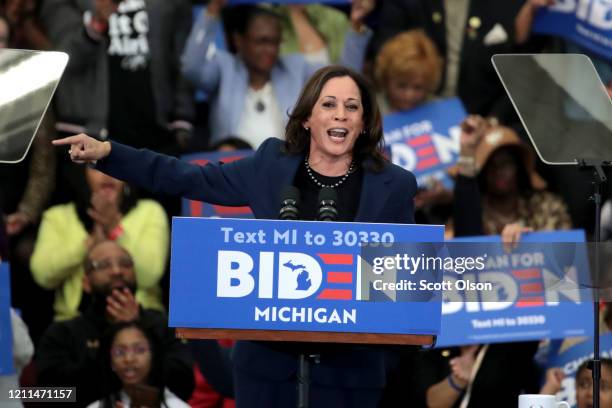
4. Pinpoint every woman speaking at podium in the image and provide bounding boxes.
[54,65,418,408]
